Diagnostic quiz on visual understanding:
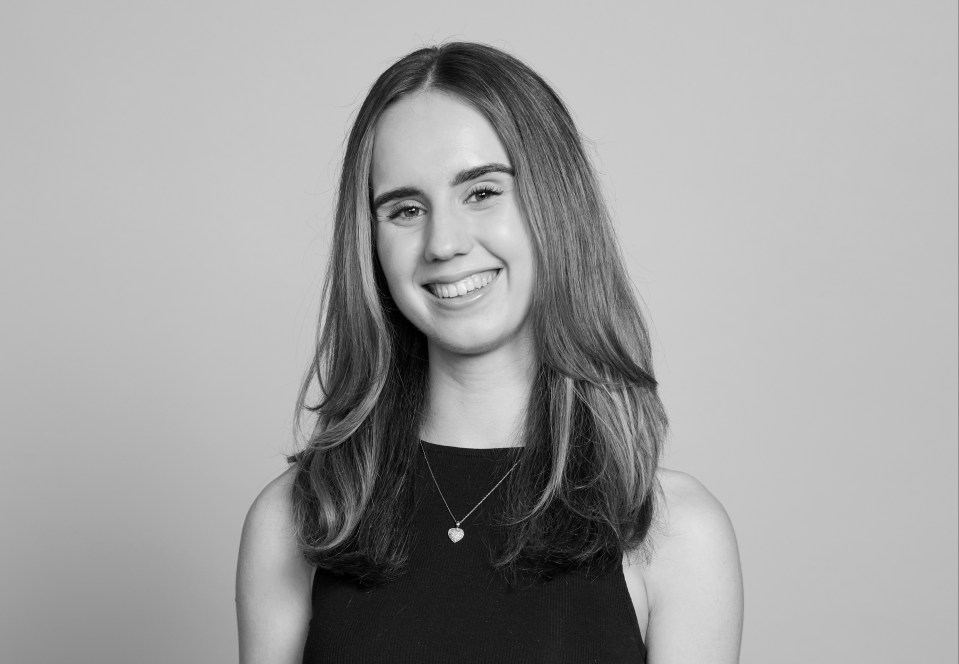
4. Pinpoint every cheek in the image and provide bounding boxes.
[374,233,389,277]
[375,227,417,299]
[375,226,399,272]
[490,209,535,276]
[375,238,400,302]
